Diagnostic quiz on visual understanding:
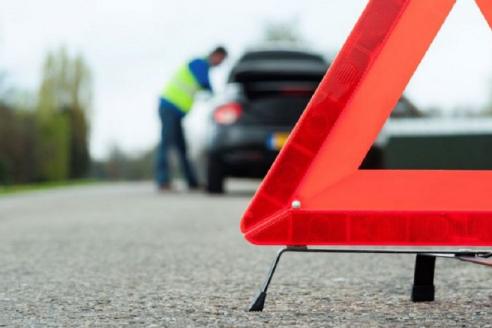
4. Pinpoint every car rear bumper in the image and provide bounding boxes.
[208,125,290,178]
